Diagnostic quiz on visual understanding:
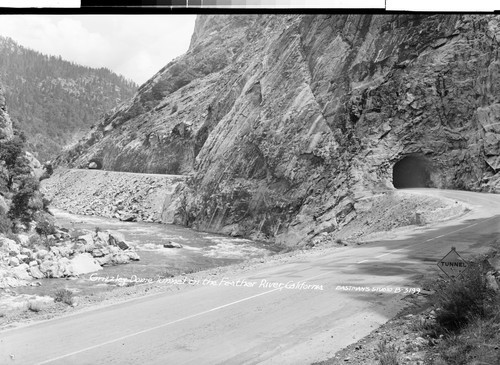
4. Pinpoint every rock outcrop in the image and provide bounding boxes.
[55,15,500,245]
[0,229,140,288]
